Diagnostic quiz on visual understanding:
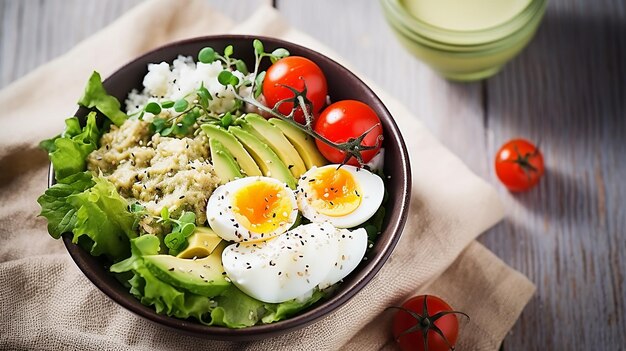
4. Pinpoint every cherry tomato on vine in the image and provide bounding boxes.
[495,138,544,192]
[313,100,383,166]
[391,295,468,351]
[263,56,328,124]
